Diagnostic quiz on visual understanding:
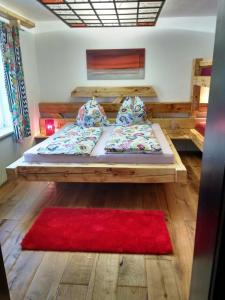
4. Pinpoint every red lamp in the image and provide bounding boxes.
[45,119,55,136]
